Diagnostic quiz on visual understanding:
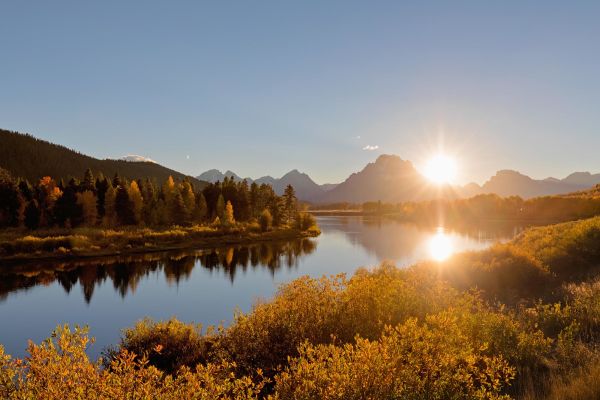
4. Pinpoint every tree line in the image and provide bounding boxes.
[0,167,300,230]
